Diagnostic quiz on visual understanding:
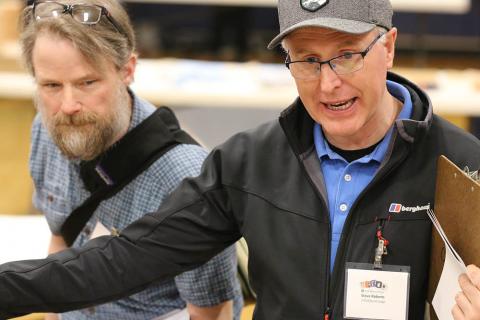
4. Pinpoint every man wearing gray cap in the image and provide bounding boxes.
[0,0,480,319]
